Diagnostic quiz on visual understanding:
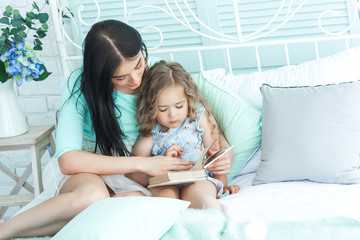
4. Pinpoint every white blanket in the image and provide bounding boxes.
[220,173,360,222]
